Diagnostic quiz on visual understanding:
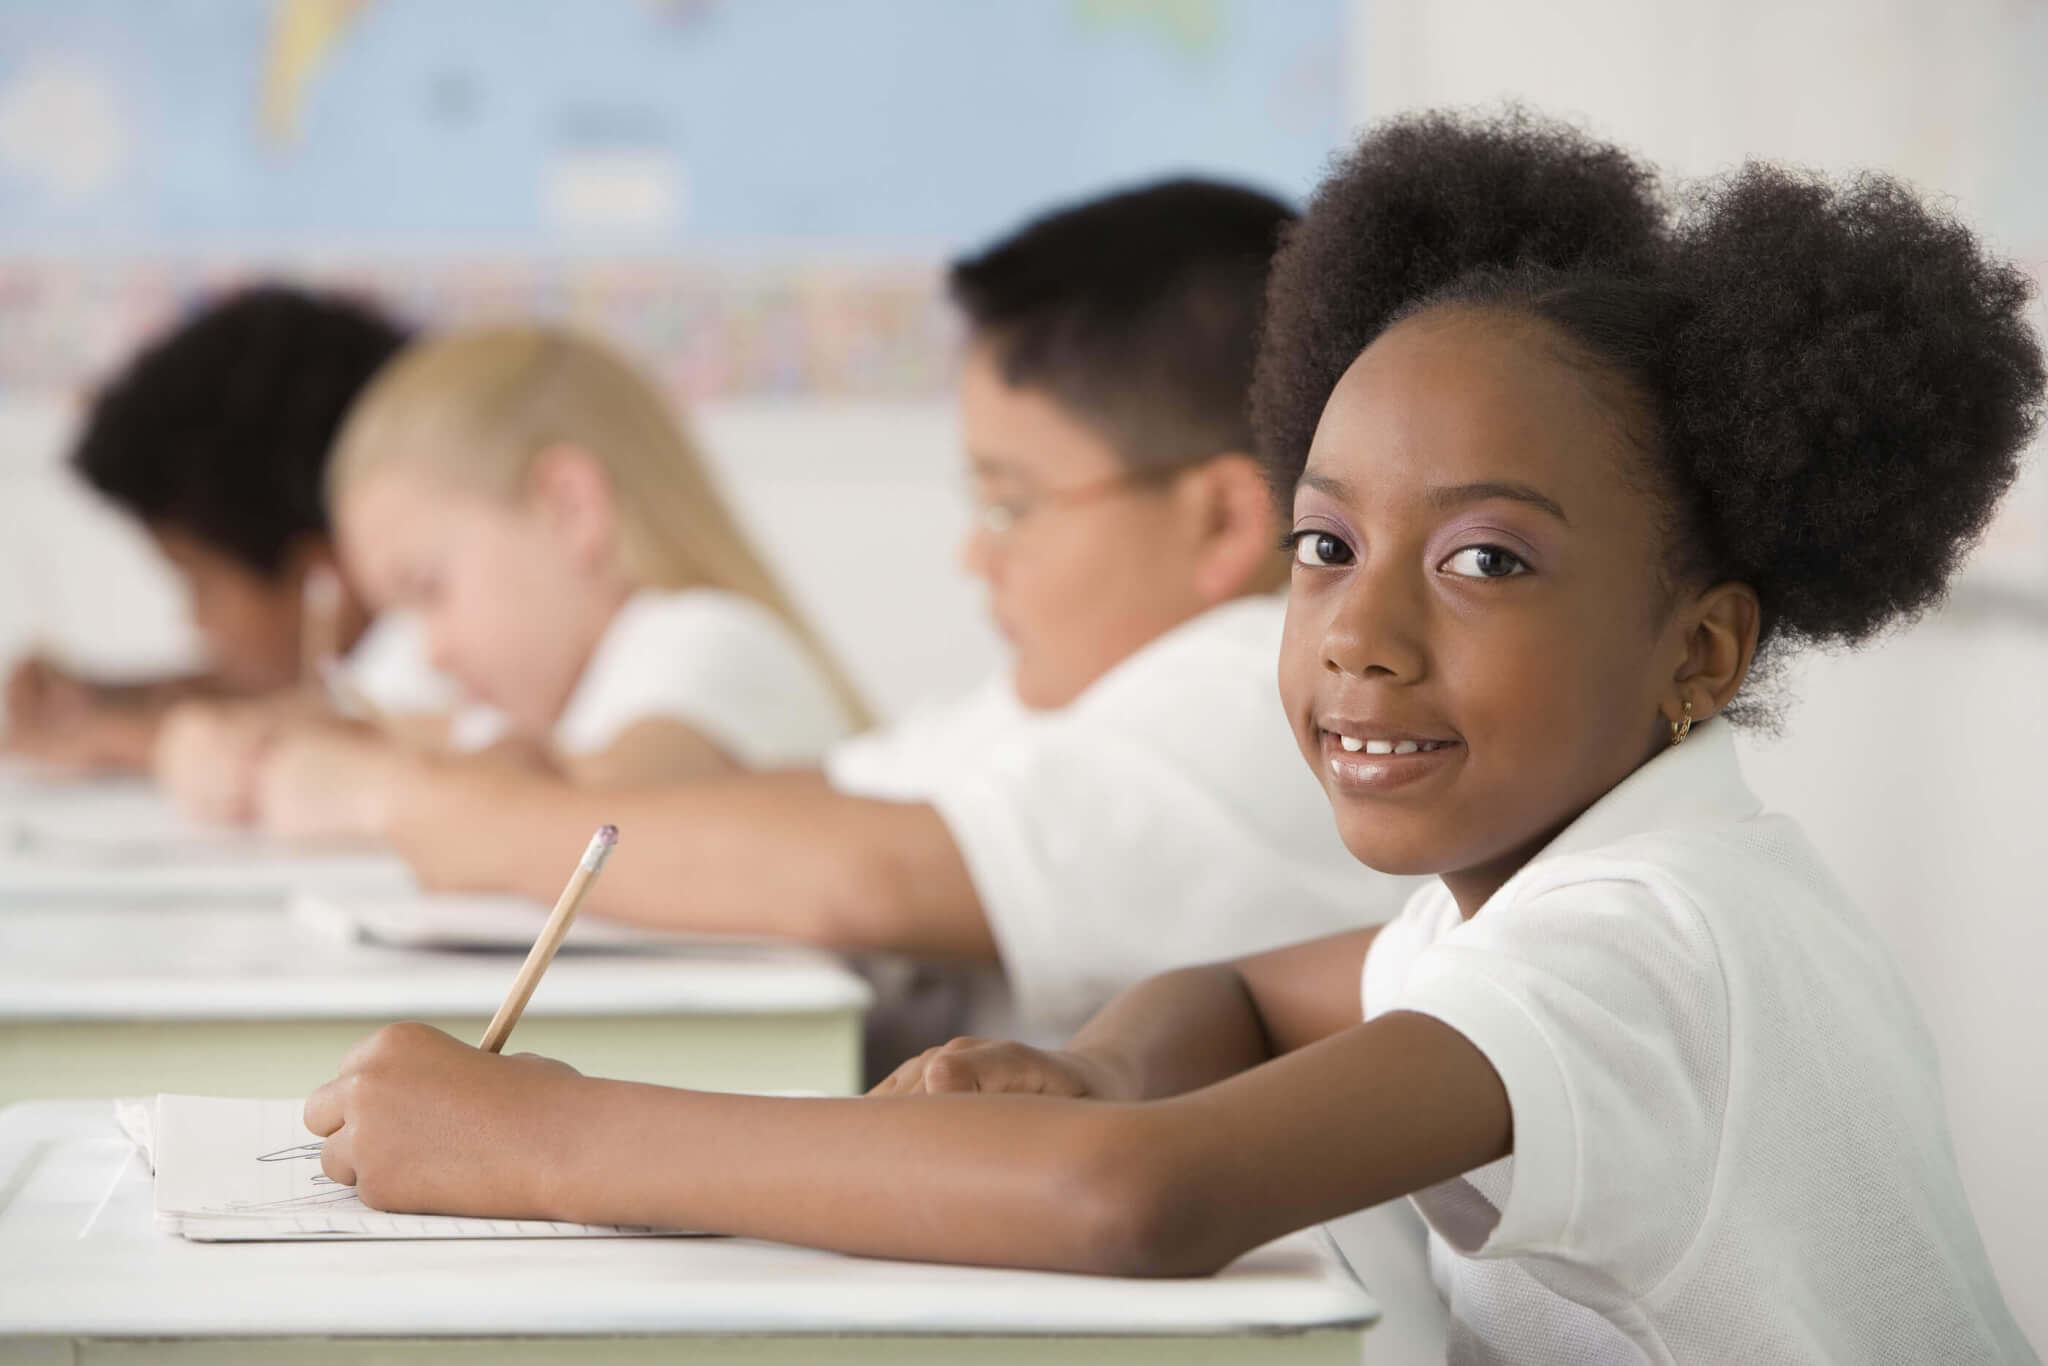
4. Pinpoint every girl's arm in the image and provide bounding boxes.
[308,1007,1508,1278]
[873,927,1383,1101]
